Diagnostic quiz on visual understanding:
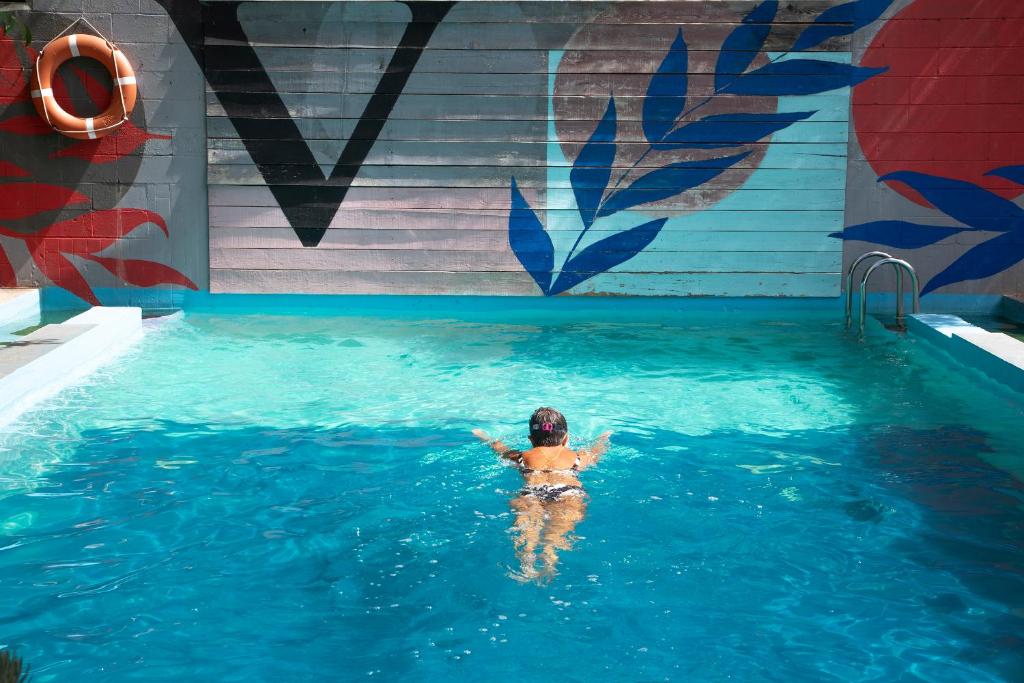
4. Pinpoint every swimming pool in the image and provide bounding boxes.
[1,303,1022,681]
